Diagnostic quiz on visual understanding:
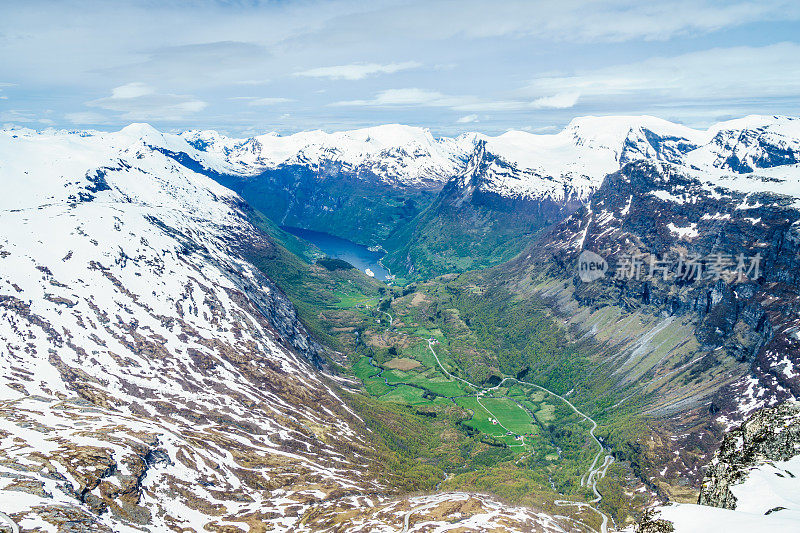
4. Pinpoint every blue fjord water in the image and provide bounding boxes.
[280,226,390,281]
